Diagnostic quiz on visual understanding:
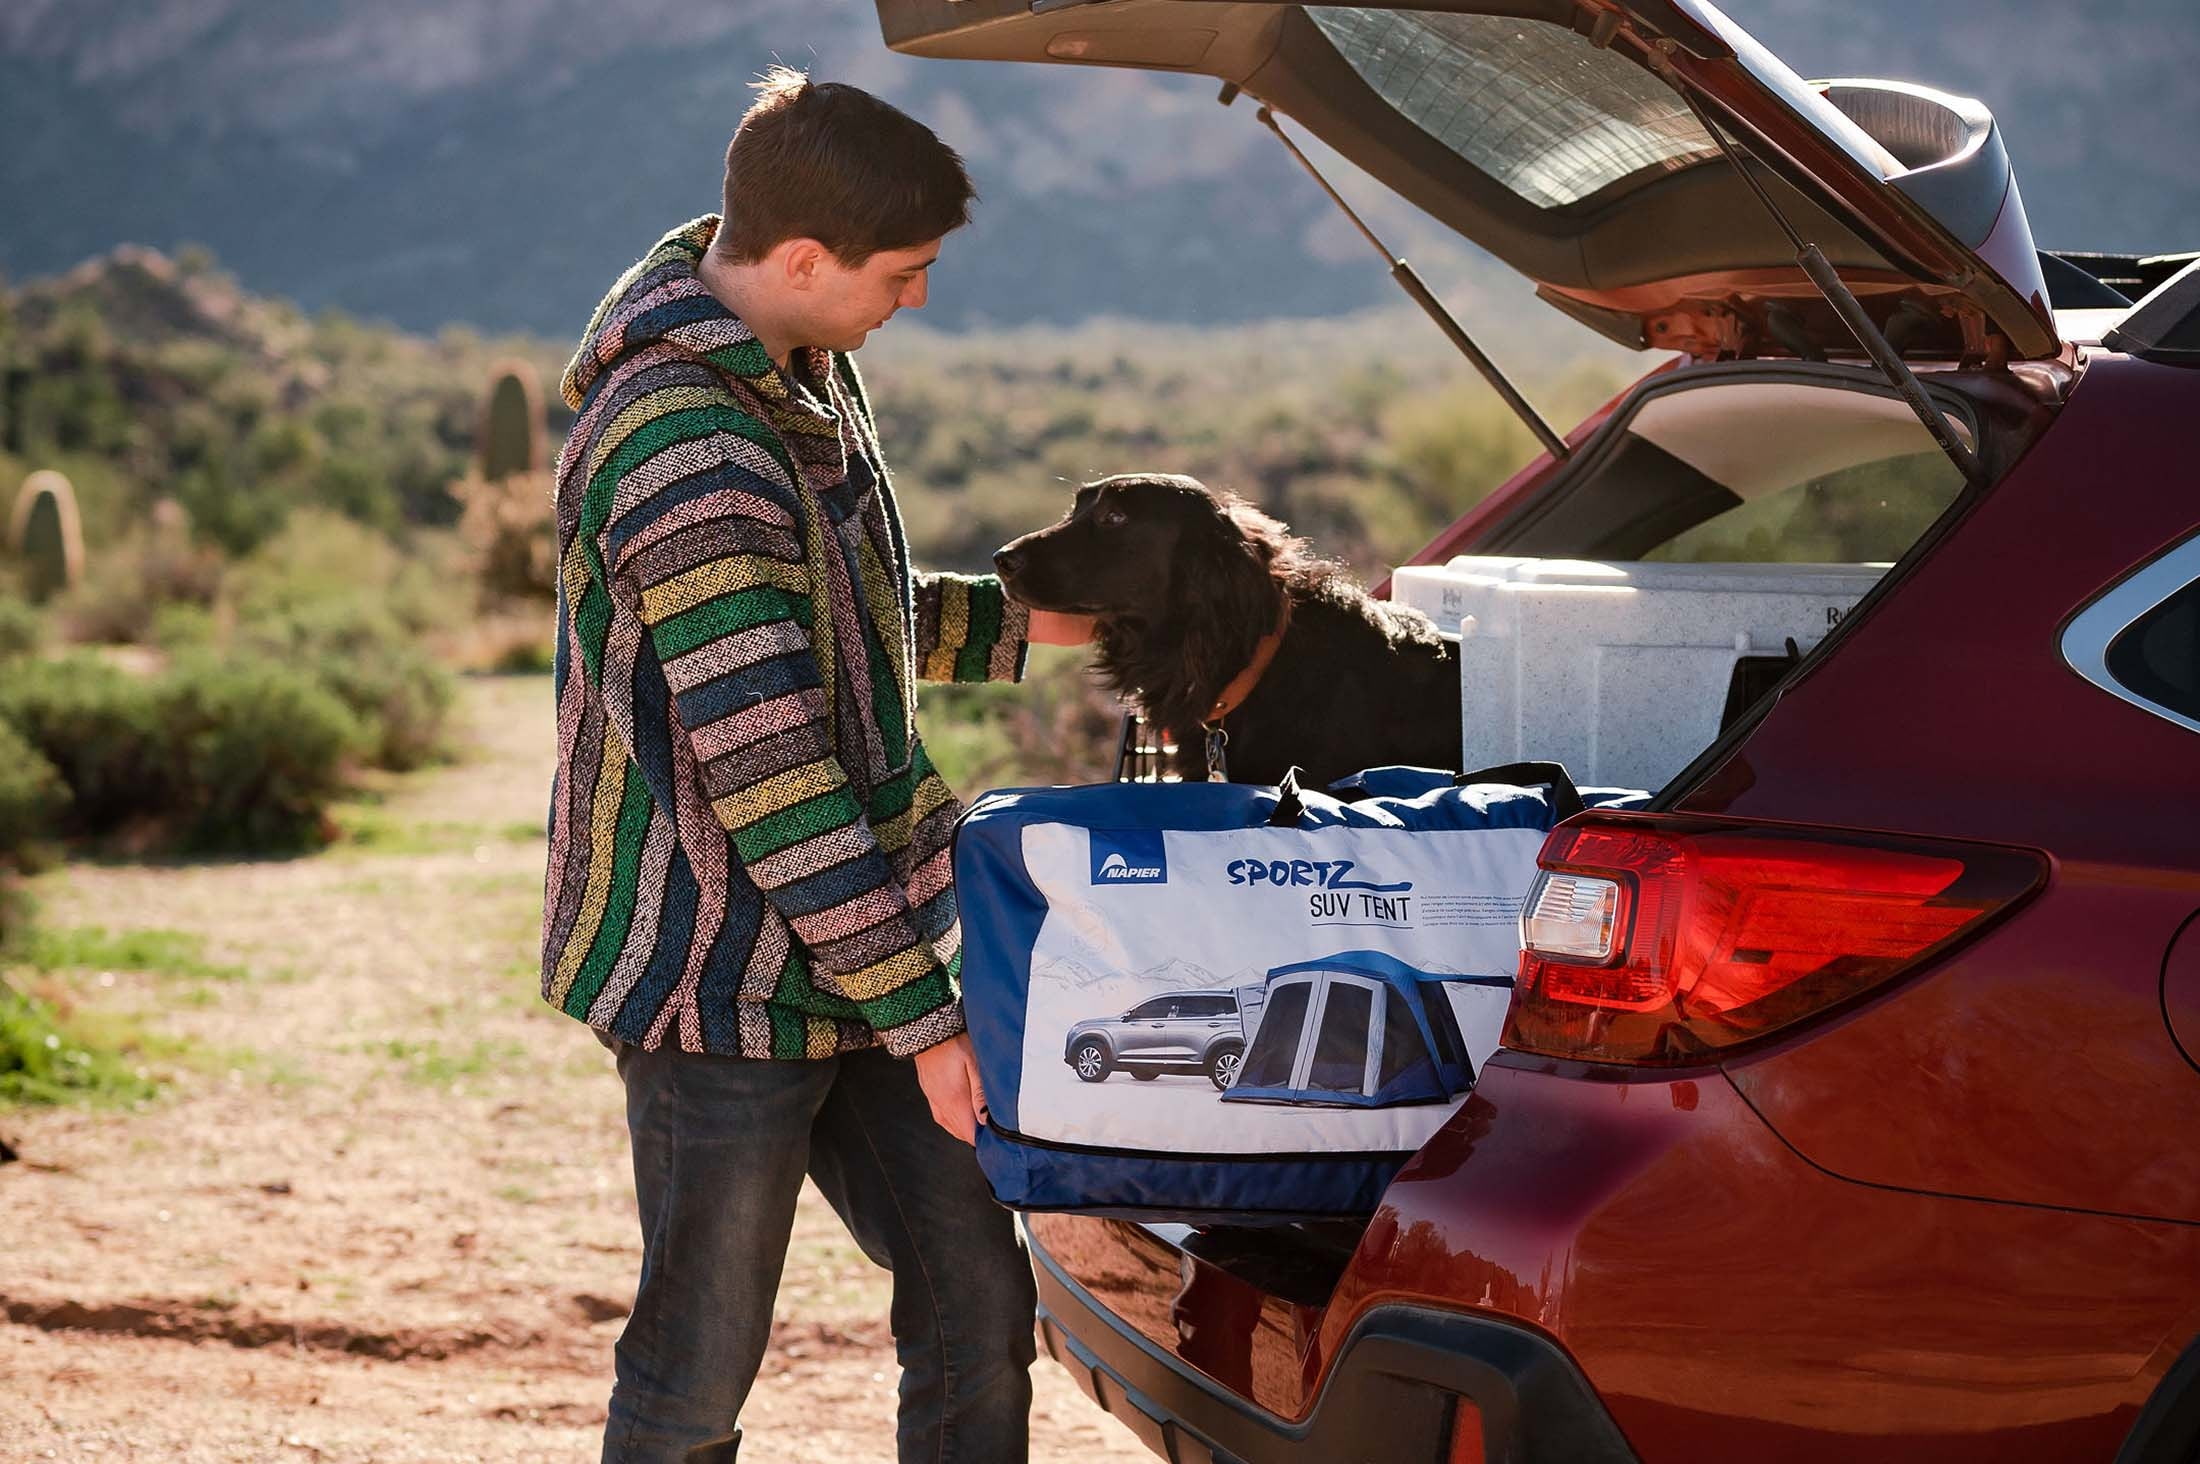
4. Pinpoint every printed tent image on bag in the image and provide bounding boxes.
[1224,950,1510,1109]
